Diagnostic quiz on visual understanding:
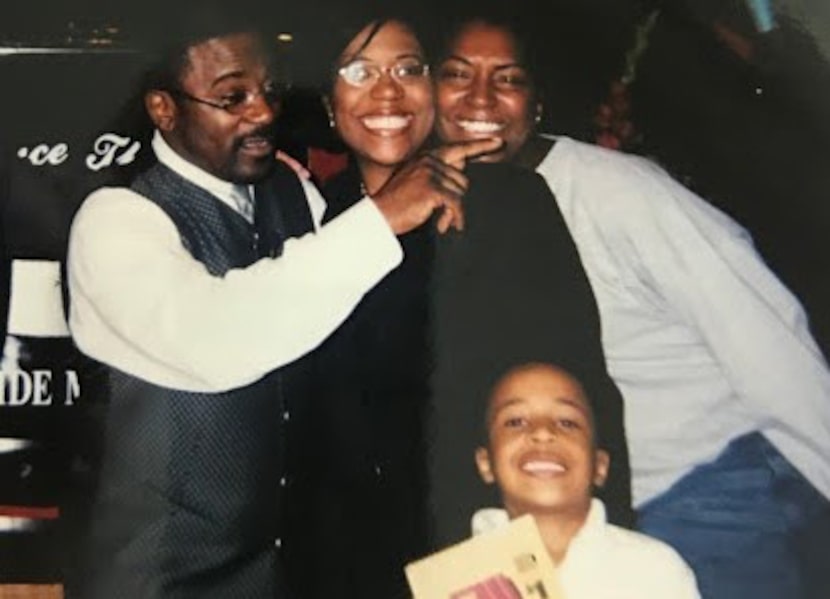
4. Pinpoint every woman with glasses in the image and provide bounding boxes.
[282,13,455,599]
